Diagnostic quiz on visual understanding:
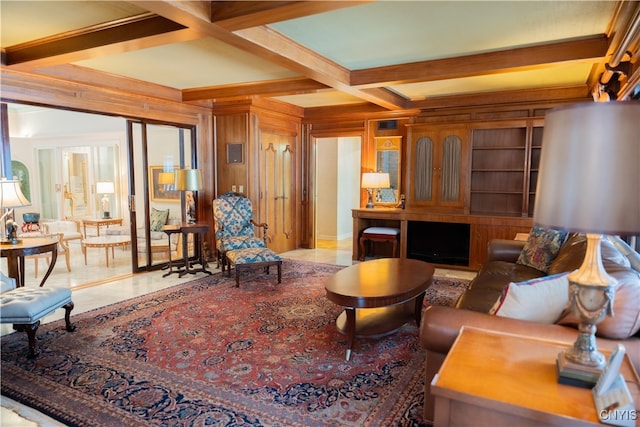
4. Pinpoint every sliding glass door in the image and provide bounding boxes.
[127,120,196,271]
